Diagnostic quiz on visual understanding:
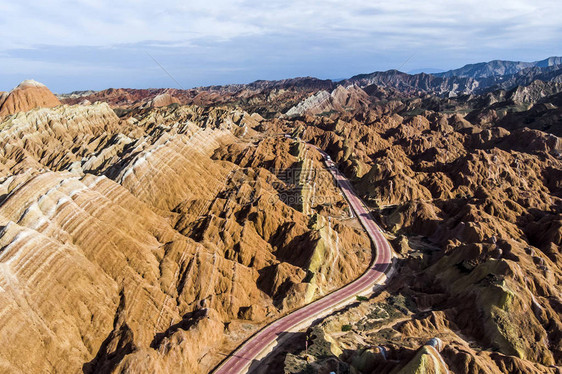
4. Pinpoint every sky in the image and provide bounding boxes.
[1,0,561,93]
